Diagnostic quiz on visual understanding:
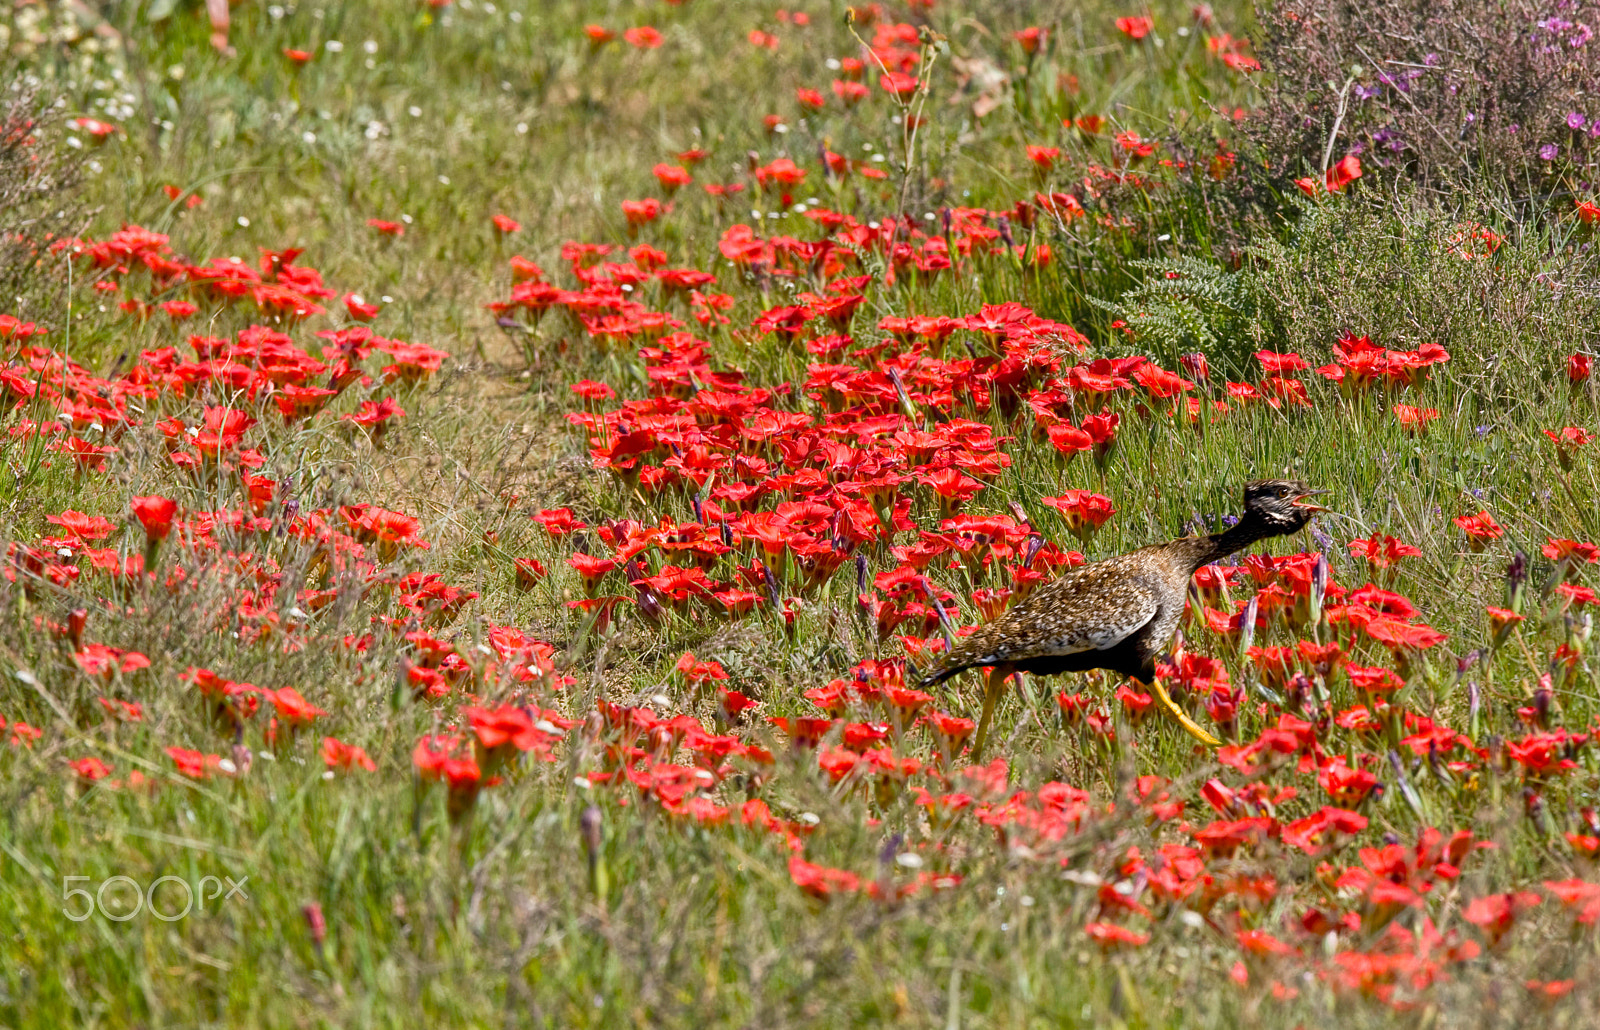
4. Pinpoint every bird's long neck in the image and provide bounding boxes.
[1178,514,1282,572]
